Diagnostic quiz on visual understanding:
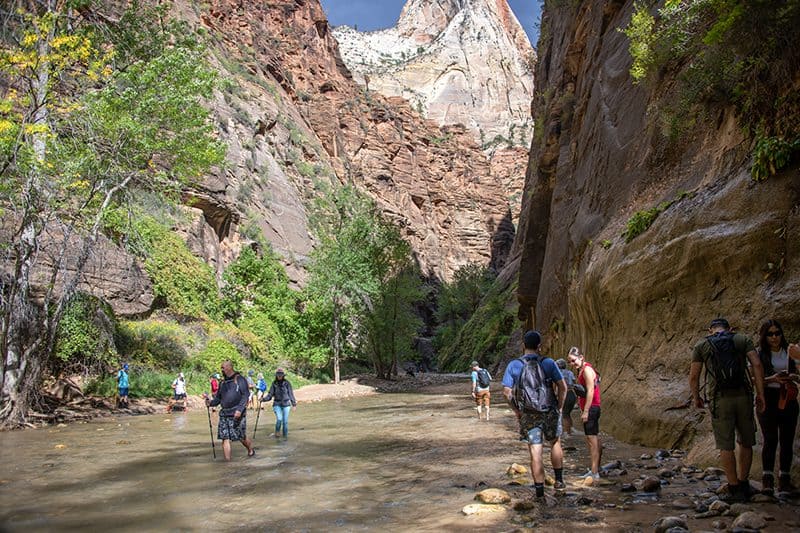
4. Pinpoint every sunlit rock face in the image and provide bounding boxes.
[333,0,535,150]
[507,0,800,463]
